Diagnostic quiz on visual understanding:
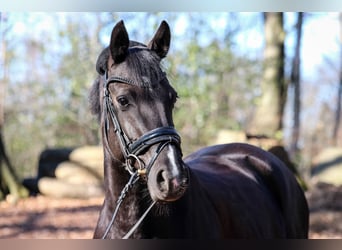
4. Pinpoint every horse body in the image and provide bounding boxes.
[94,142,308,238]
[91,20,309,239]
[140,143,308,238]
